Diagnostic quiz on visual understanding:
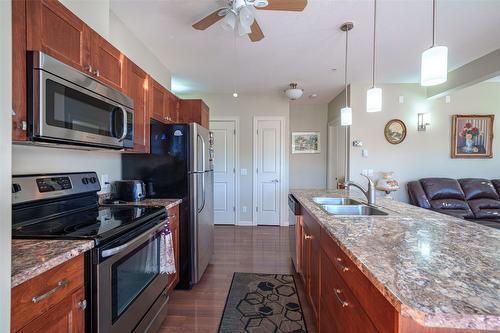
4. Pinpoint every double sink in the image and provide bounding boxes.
[313,197,388,216]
